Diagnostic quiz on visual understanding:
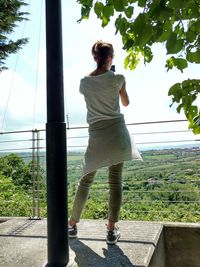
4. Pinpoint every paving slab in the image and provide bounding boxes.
[0,218,163,267]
